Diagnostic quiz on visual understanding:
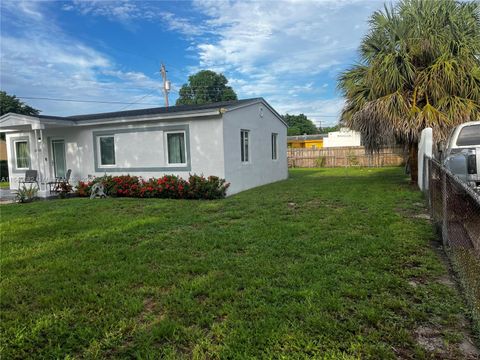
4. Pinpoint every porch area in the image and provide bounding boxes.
[0,113,75,196]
